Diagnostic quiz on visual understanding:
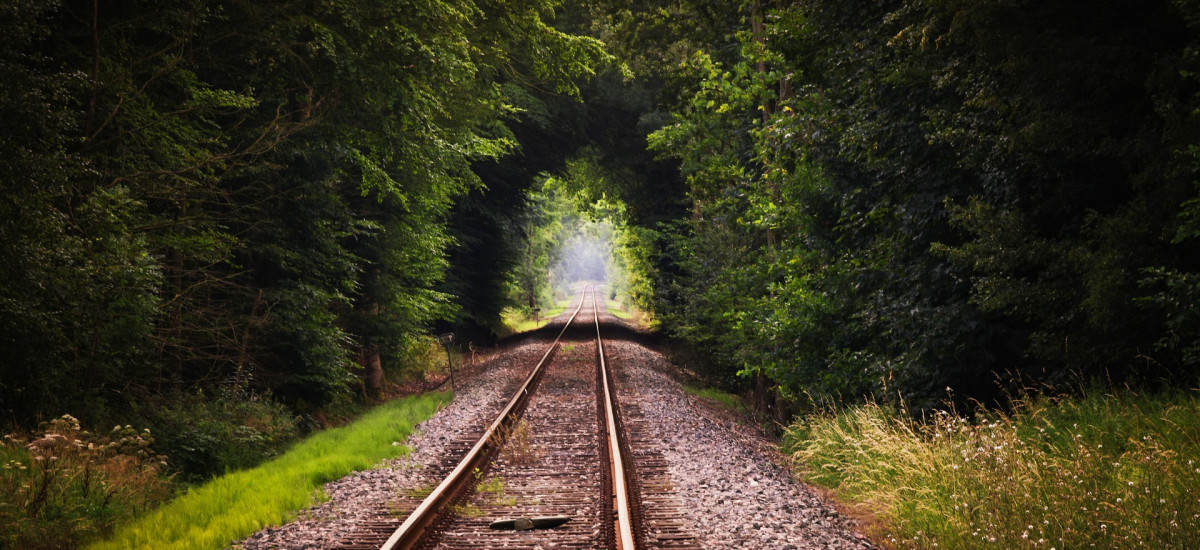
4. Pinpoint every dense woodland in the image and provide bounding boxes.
[0,0,617,481]
[635,0,1200,416]
[3,0,1200,494]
